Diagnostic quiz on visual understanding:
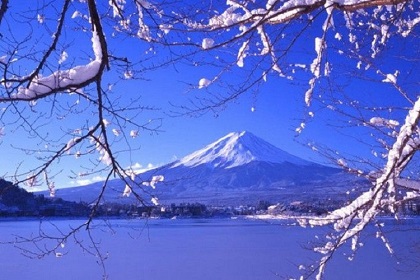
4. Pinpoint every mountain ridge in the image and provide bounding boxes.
[171,131,313,169]
[38,131,365,206]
